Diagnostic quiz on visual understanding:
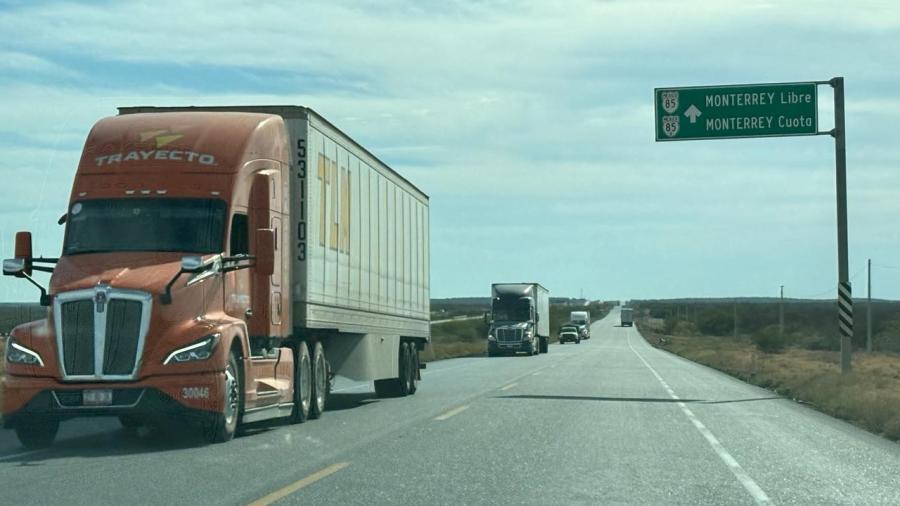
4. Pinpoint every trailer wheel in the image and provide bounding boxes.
[310,341,327,419]
[375,342,410,398]
[539,337,549,354]
[409,343,419,395]
[207,350,242,443]
[15,419,59,449]
[290,341,312,424]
